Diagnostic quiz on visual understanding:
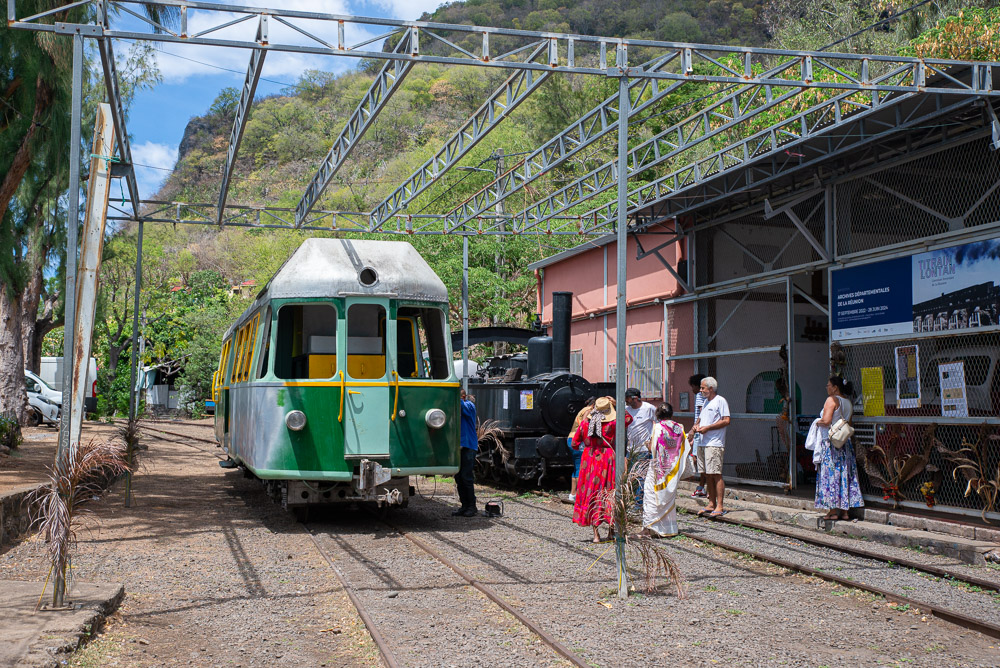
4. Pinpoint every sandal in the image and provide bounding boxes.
[697,508,713,517]
[708,510,728,518]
